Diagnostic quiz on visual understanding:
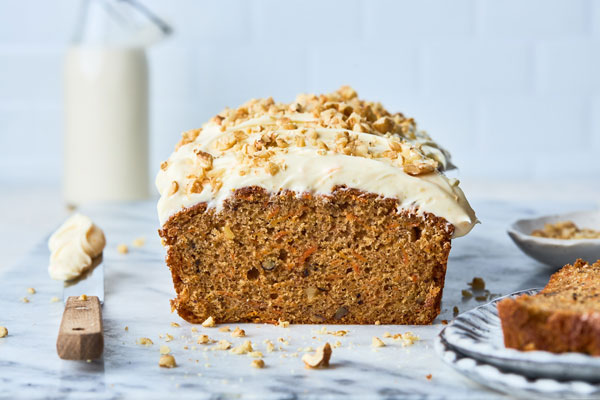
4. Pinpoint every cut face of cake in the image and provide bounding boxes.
[156,86,477,324]
[498,259,600,355]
